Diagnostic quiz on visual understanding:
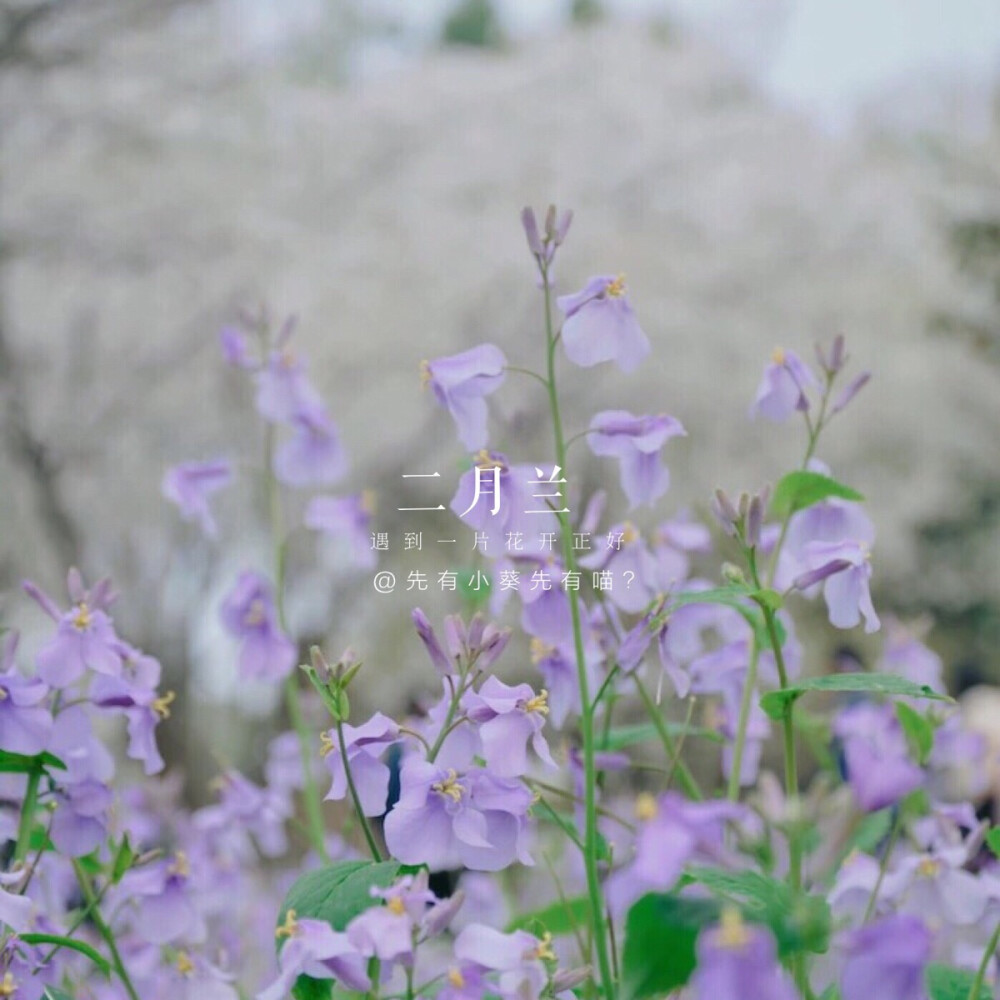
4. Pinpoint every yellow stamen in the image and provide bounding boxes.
[319,731,336,757]
[276,909,299,939]
[525,690,549,716]
[0,972,16,997]
[361,489,377,515]
[169,851,190,878]
[72,602,92,631]
[243,598,266,627]
[176,951,195,975]
[387,896,406,916]
[606,274,627,298]
[153,690,176,720]
[473,448,503,471]
[447,968,466,988]
[717,906,751,949]
[771,347,786,365]
[621,522,639,545]
[419,359,432,387]
[530,637,555,664]
[917,857,940,879]
[531,932,557,962]
[432,769,464,803]
[635,792,658,821]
